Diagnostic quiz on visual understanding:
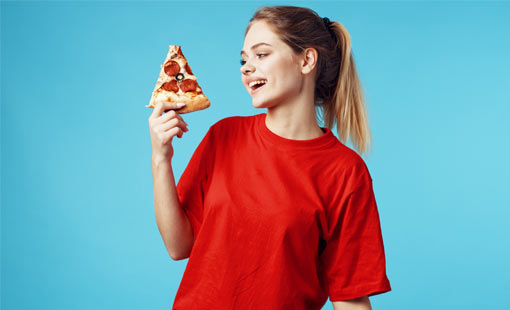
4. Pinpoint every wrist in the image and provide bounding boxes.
[152,154,172,166]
